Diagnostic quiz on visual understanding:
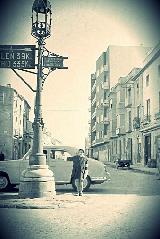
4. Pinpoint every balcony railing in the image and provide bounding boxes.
[126,126,132,133]
[143,114,151,124]
[155,112,160,120]
[116,128,125,135]
[103,65,109,71]
[91,110,96,119]
[133,117,140,129]
[103,99,109,107]
[104,134,109,142]
[102,82,109,90]
[104,117,110,125]
[92,123,96,132]
[125,100,132,108]
[91,97,96,106]
[91,82,96,92]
